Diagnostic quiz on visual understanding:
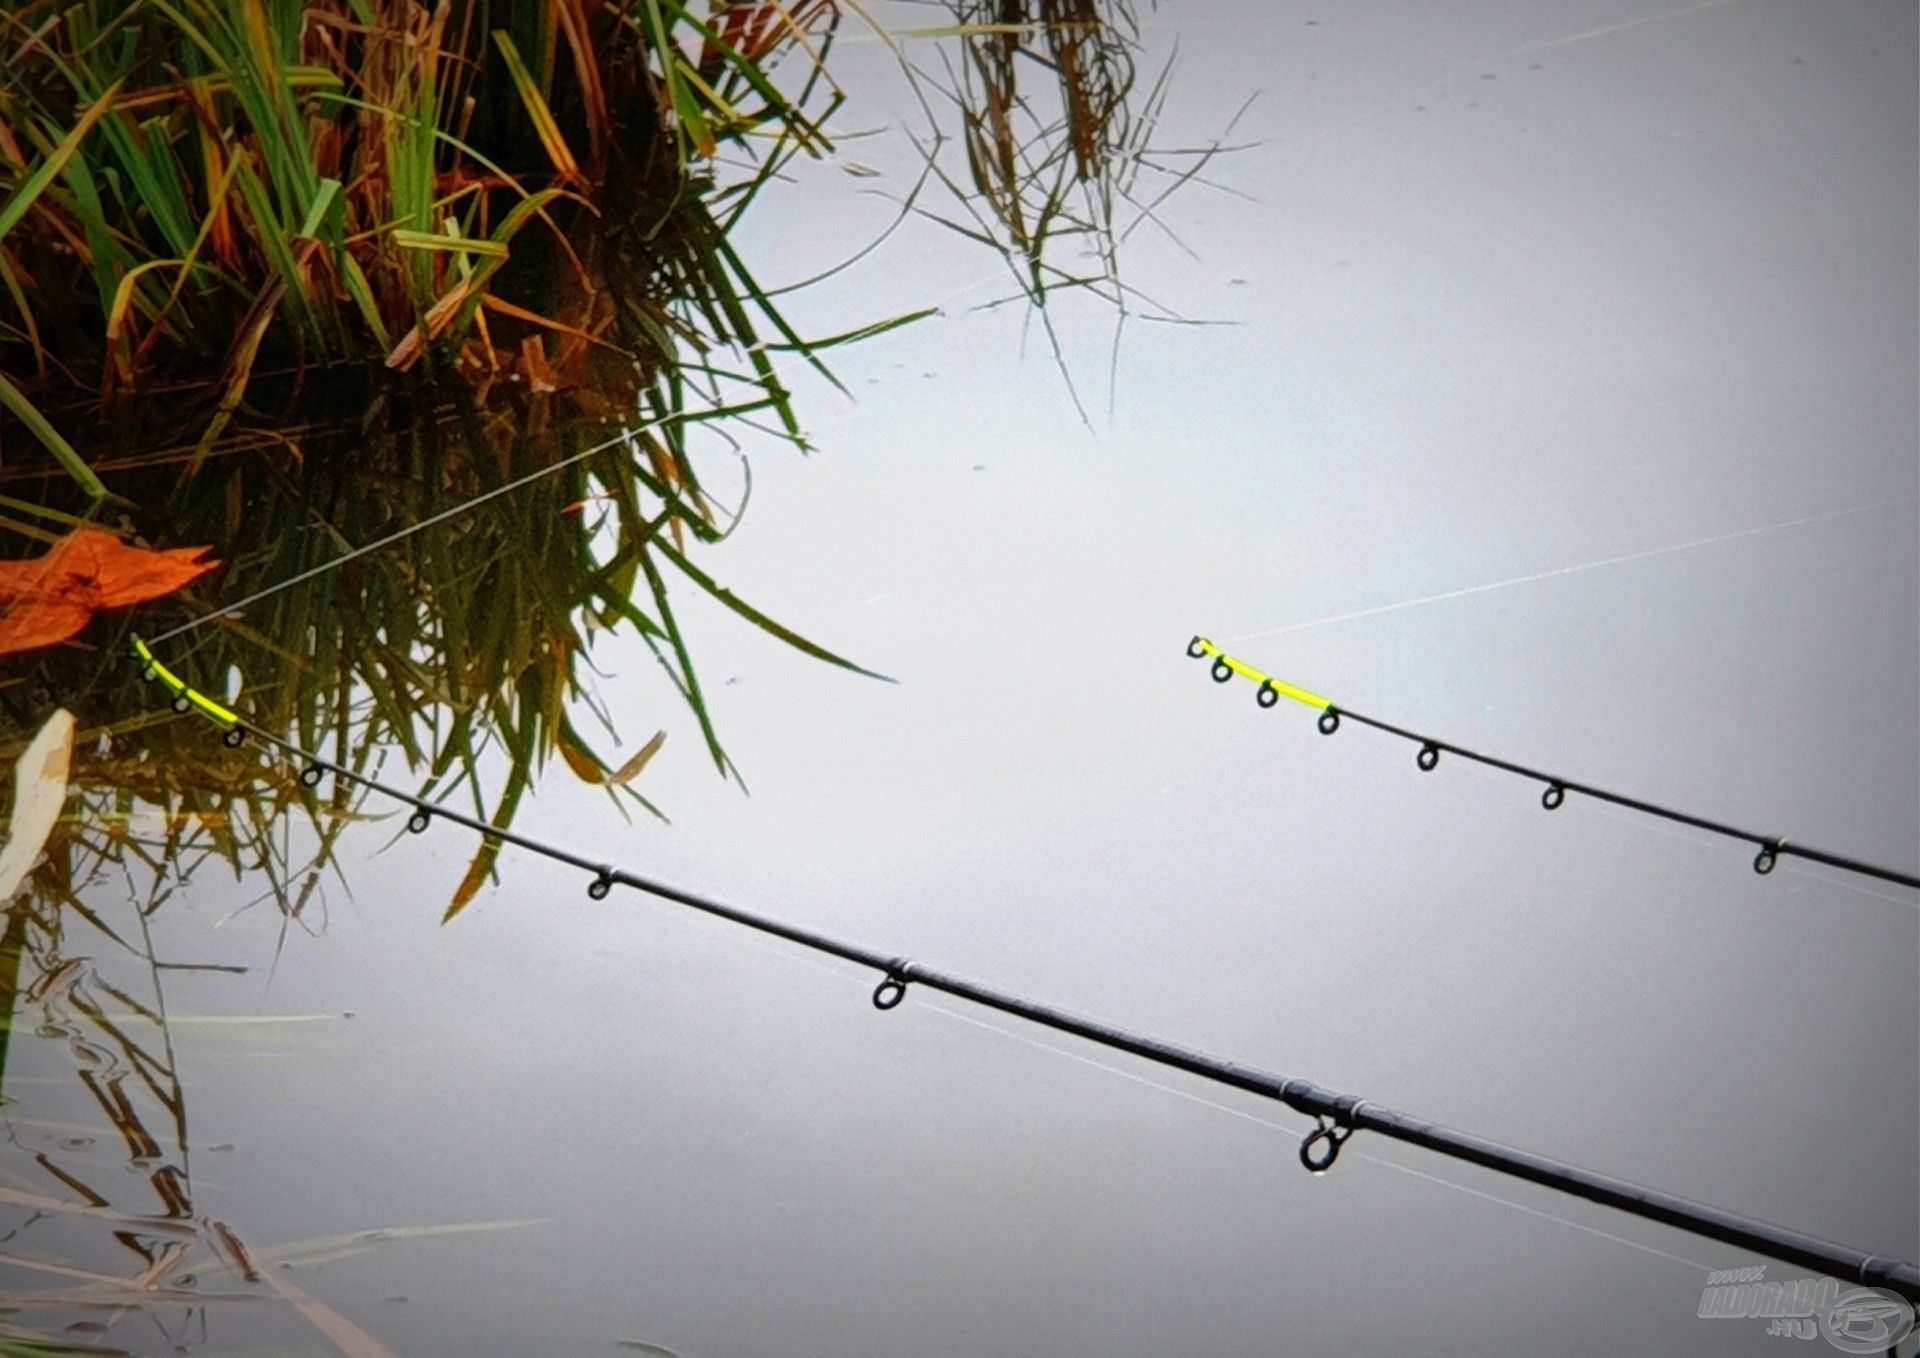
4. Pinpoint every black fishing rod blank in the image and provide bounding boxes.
[132,645,1920,1308]
[1187,637,1920,892]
